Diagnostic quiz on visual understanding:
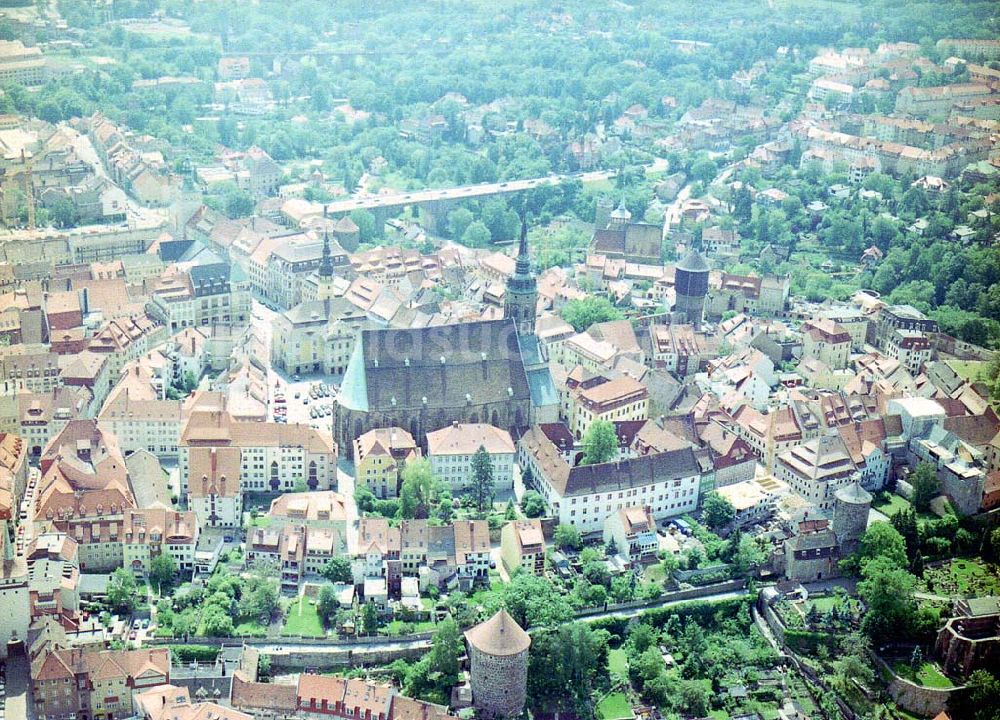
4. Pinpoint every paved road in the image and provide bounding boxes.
[323,159,669,215]
[1,652,33,720]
